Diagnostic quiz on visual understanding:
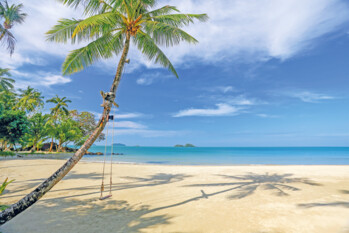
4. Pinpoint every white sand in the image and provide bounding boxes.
[1,159,349,233]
